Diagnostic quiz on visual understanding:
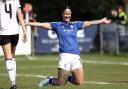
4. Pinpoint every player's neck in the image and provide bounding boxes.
[63,20,71,23]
